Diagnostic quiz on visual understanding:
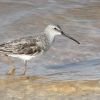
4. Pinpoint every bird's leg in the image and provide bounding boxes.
[5,55,16,75]
[22,60,27,75]
[8,65,15,75]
